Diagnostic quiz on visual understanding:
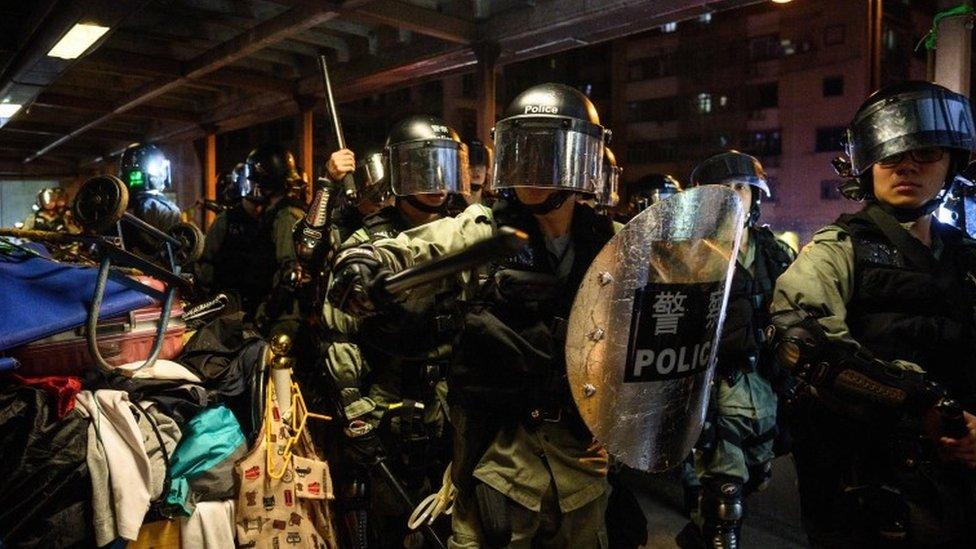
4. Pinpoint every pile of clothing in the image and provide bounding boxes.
[0,244,336,548]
